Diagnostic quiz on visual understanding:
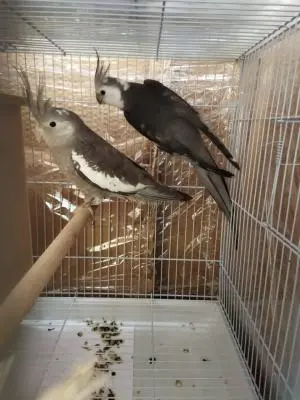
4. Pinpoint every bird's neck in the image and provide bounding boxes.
[121,82,143,112]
